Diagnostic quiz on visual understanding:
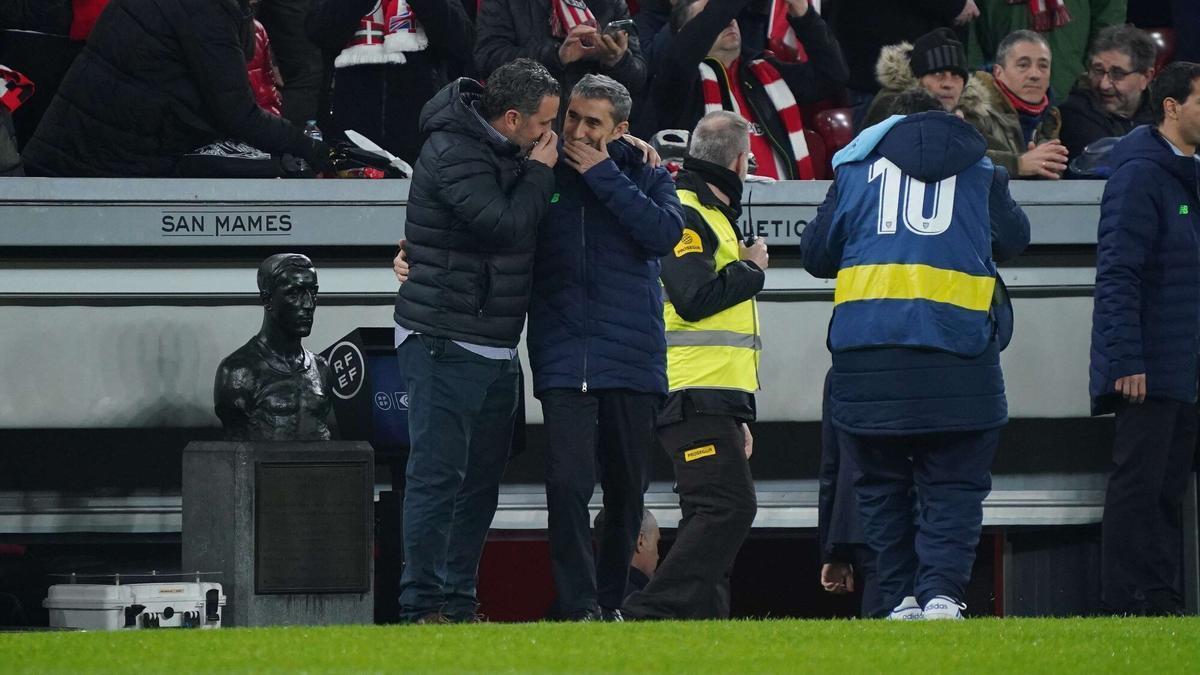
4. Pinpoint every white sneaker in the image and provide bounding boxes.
[886,596,923,620]
[922,595,966,620]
